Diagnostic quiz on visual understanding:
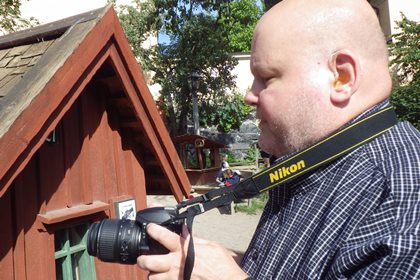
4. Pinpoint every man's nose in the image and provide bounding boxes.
[244,86,258,106]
